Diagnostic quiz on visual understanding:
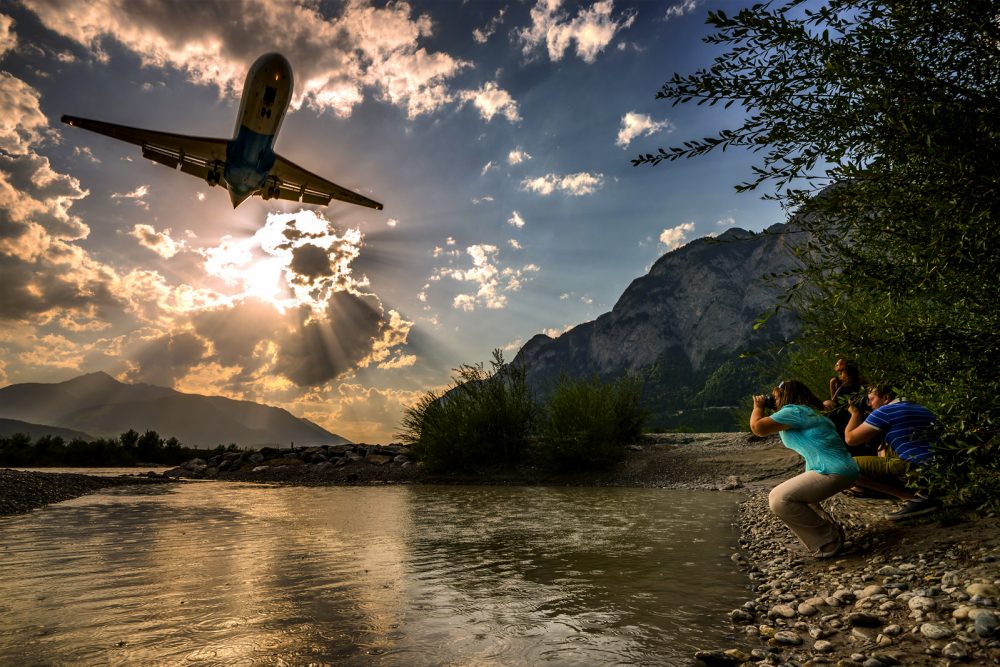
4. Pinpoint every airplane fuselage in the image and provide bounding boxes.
[223,53,293,207]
